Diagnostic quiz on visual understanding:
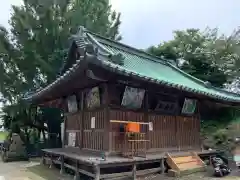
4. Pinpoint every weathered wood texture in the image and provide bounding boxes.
[64,109,200,153]
[65,108,107,151]
[109,109,201,153]
[148,114,177,151]
[65,112,83,147]
[83,109,105,150]
[177,116,200,150]
[42,148,218,180]
[109,109,148,154]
